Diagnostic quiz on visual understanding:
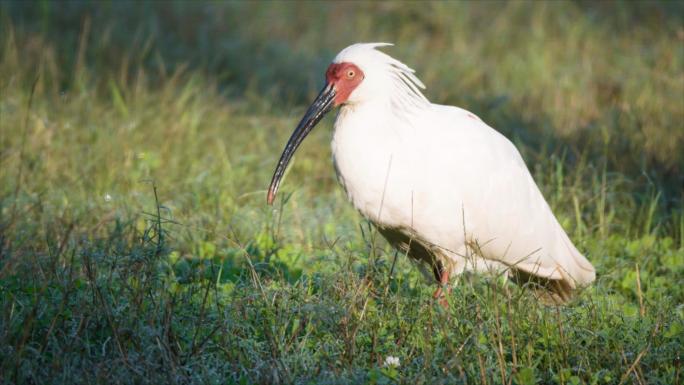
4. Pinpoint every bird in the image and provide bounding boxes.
[267,43,596,305]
